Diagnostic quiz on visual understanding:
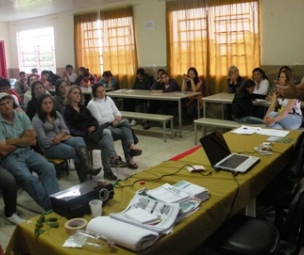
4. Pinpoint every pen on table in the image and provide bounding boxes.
[243,127,248,129]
